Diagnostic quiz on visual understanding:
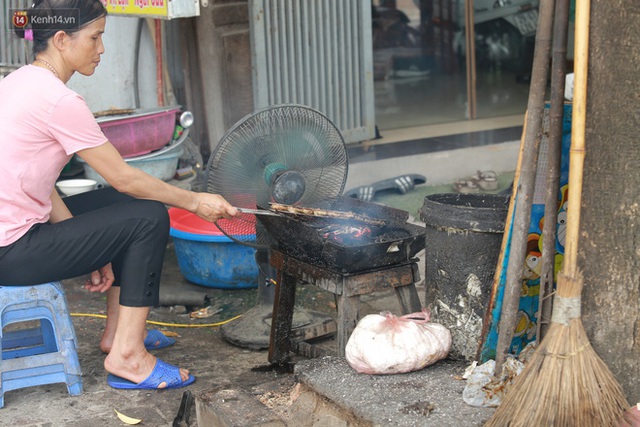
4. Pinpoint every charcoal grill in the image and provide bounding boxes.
[256,197,425,364]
